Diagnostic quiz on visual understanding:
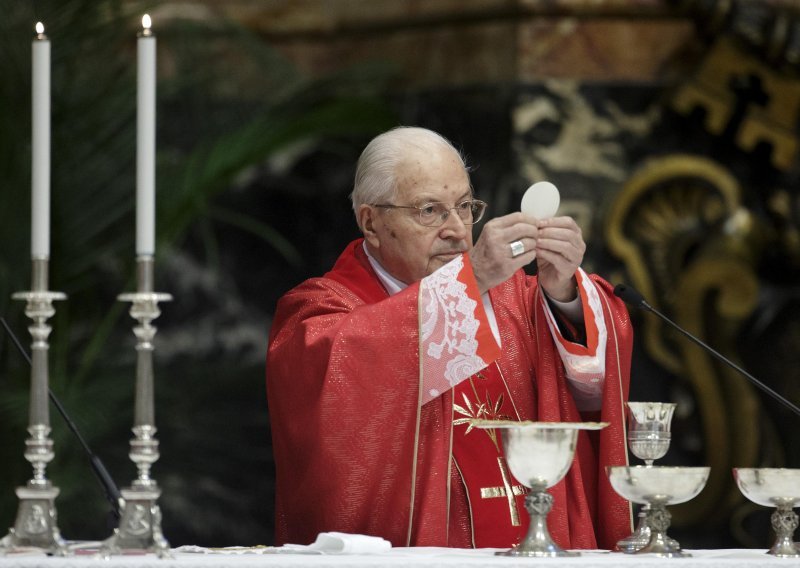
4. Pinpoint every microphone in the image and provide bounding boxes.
[1,316,122,520]
[613,283,800,419]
